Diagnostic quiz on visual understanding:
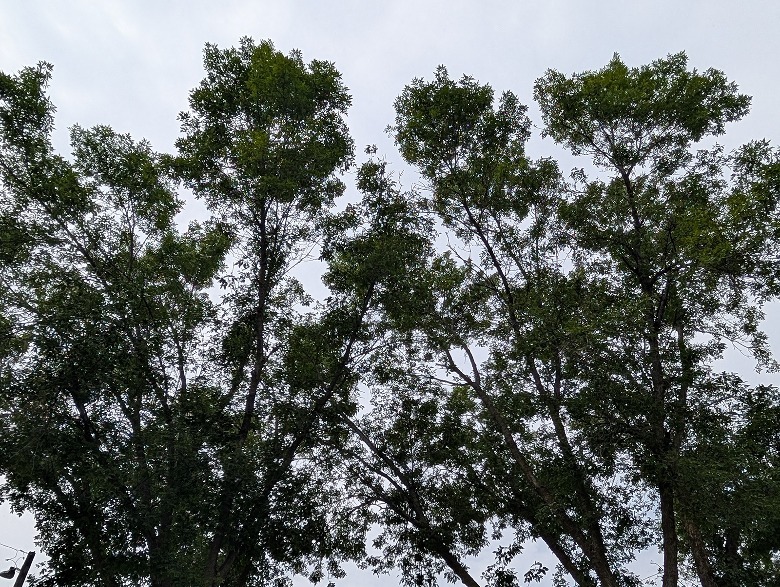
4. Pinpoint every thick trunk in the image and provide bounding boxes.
[682,516,718,587]
[538,364,613,587]
[431,544,482,587]
[721,528,743,587]
[537,532,596,587]
[660,481,679,587]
